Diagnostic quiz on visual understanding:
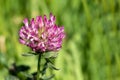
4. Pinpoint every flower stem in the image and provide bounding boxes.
[37,53,42,80]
